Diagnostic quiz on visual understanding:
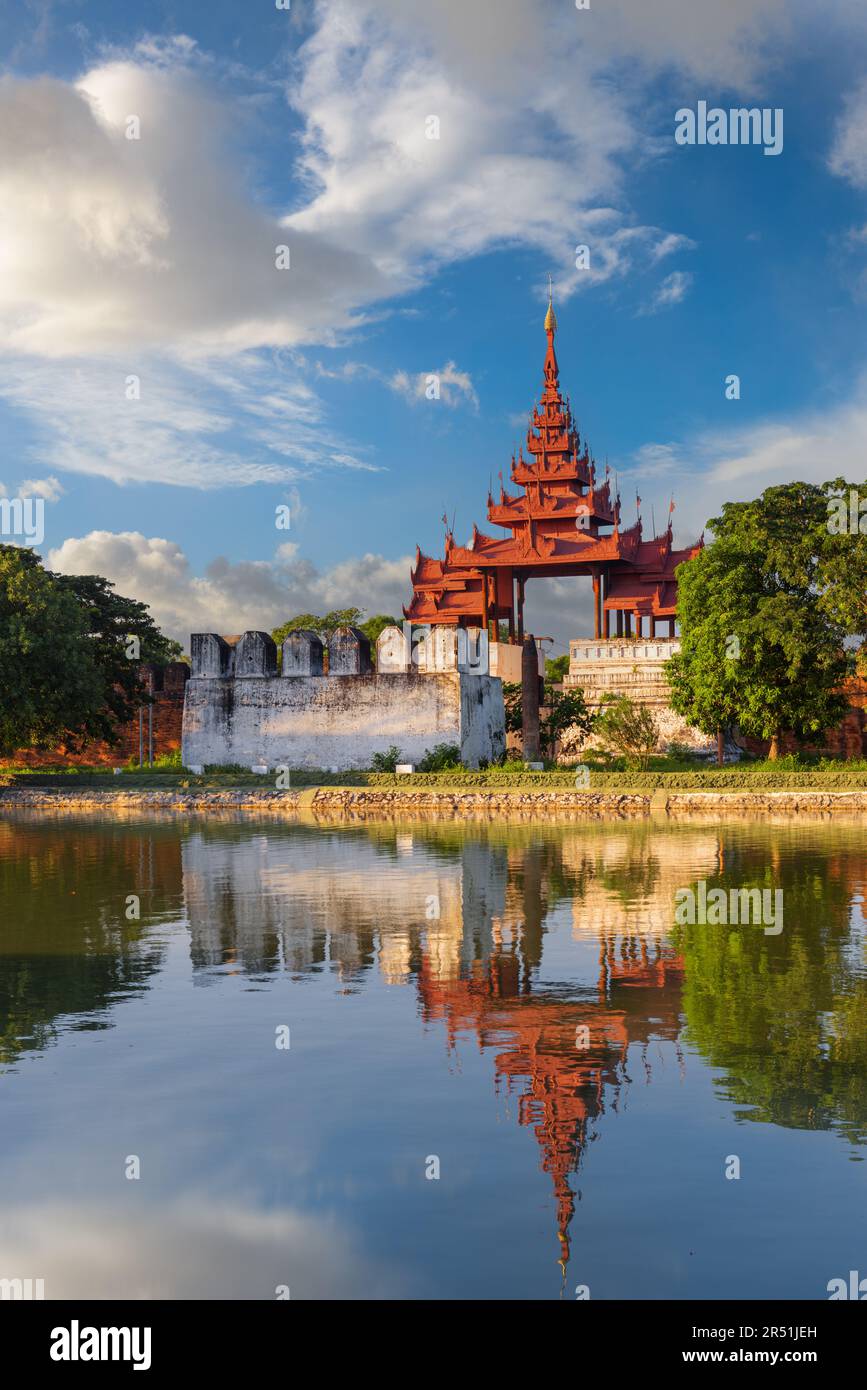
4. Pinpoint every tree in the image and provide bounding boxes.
[668,482,853,759]
[593,695,658,770]
[503,681,594,759]
[272,609,365,646]
[0,546,103,756]
[359,613,401,648]
[272,609,400,667]
[0,547,181,758]
[54,571,183,744]
[545,653,570,683]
